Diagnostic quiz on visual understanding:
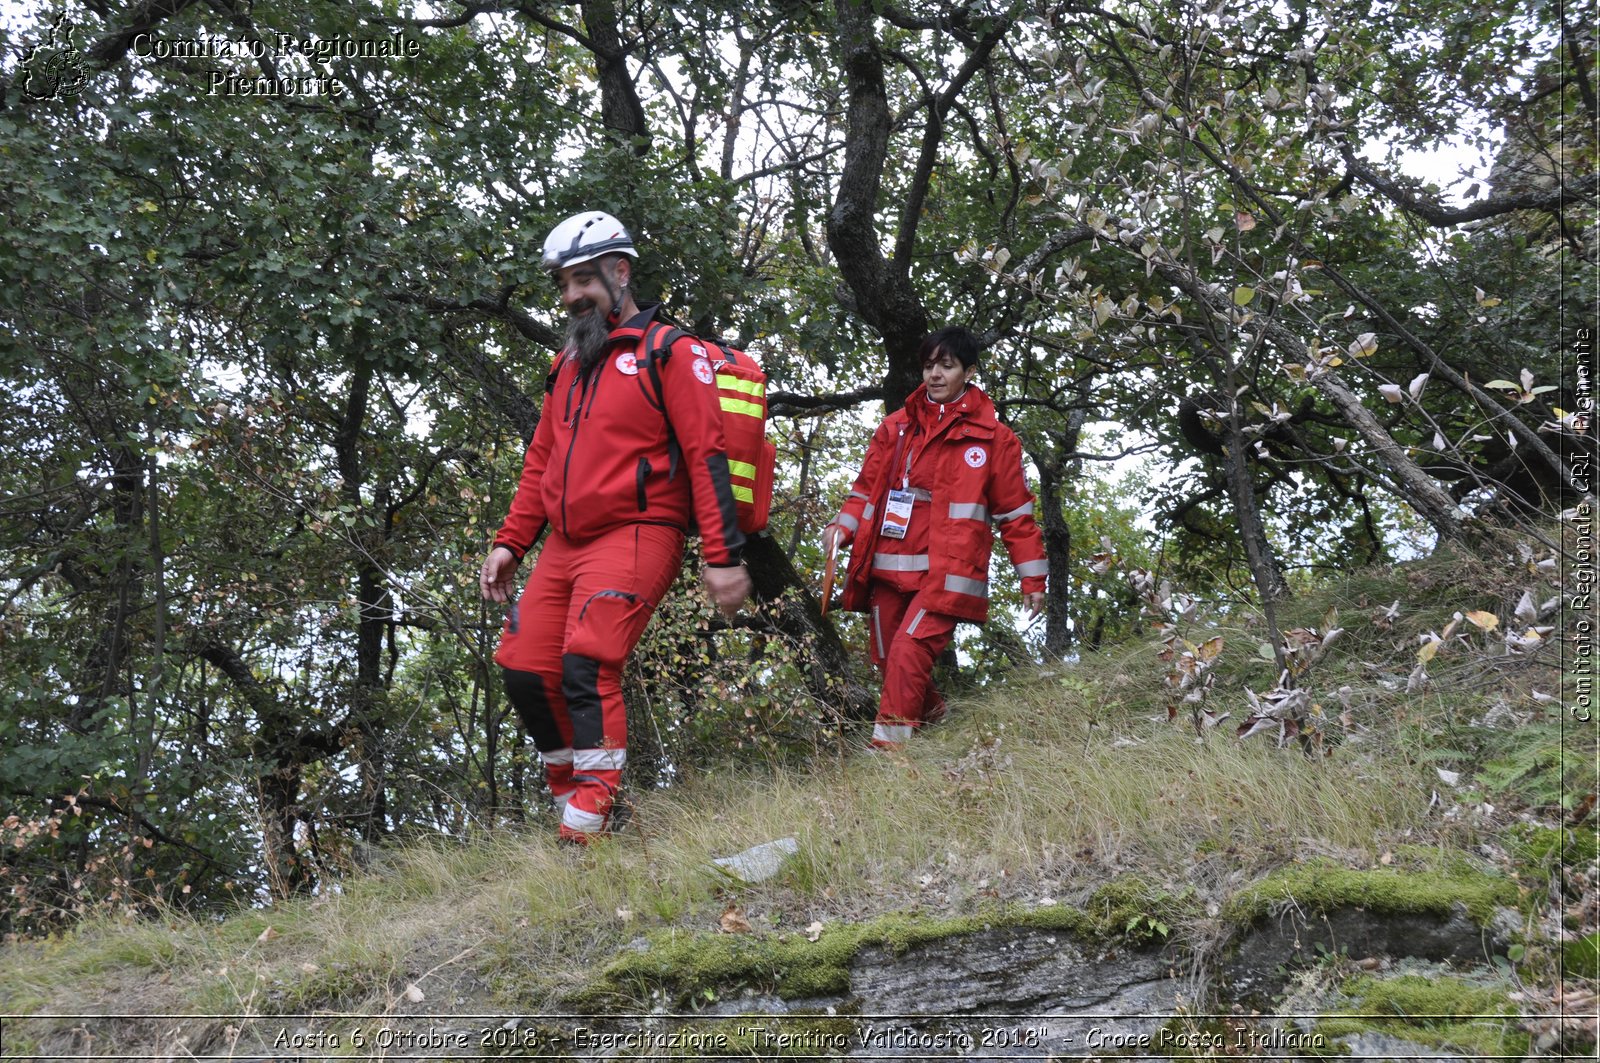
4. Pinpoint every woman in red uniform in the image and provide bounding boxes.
[824,327,1048,748]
